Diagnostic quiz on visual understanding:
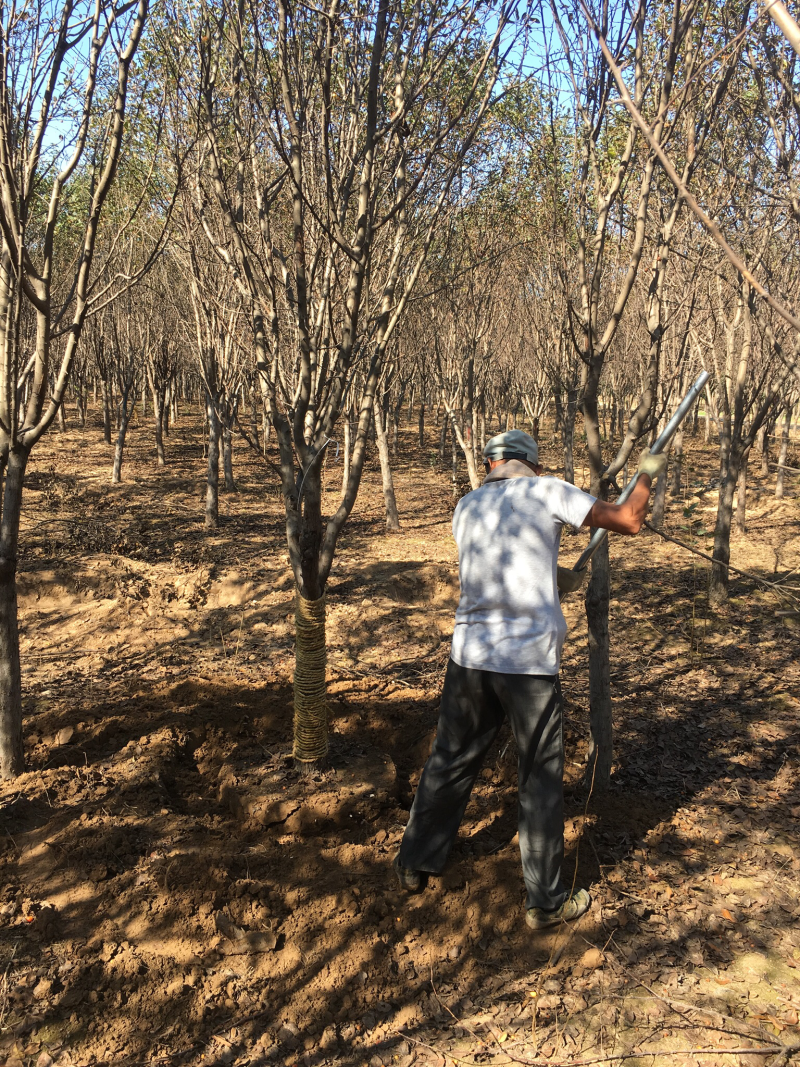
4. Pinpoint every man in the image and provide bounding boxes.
[394,429,666,929]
